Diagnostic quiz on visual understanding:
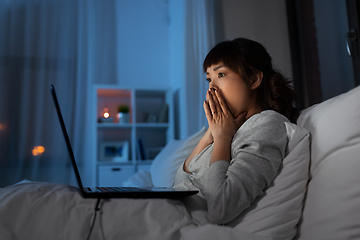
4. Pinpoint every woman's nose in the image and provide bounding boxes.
[208,86,217,92]
[208,81,215,90]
